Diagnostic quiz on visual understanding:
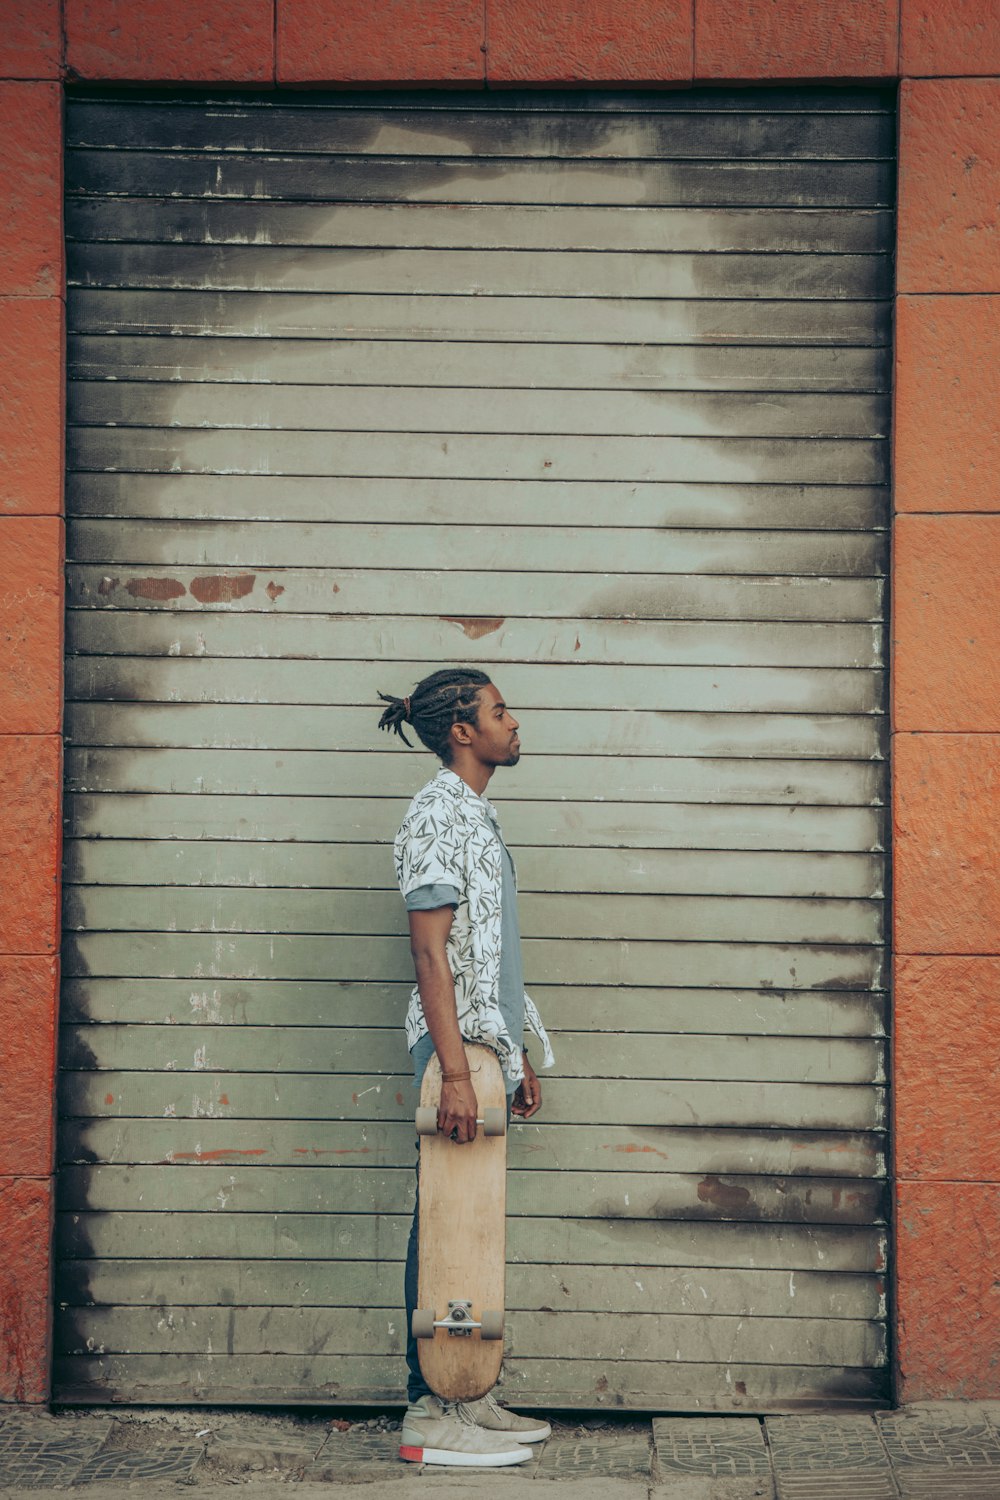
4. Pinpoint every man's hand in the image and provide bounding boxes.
[511,1051,542,1119]
[438,1078,479,1143]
